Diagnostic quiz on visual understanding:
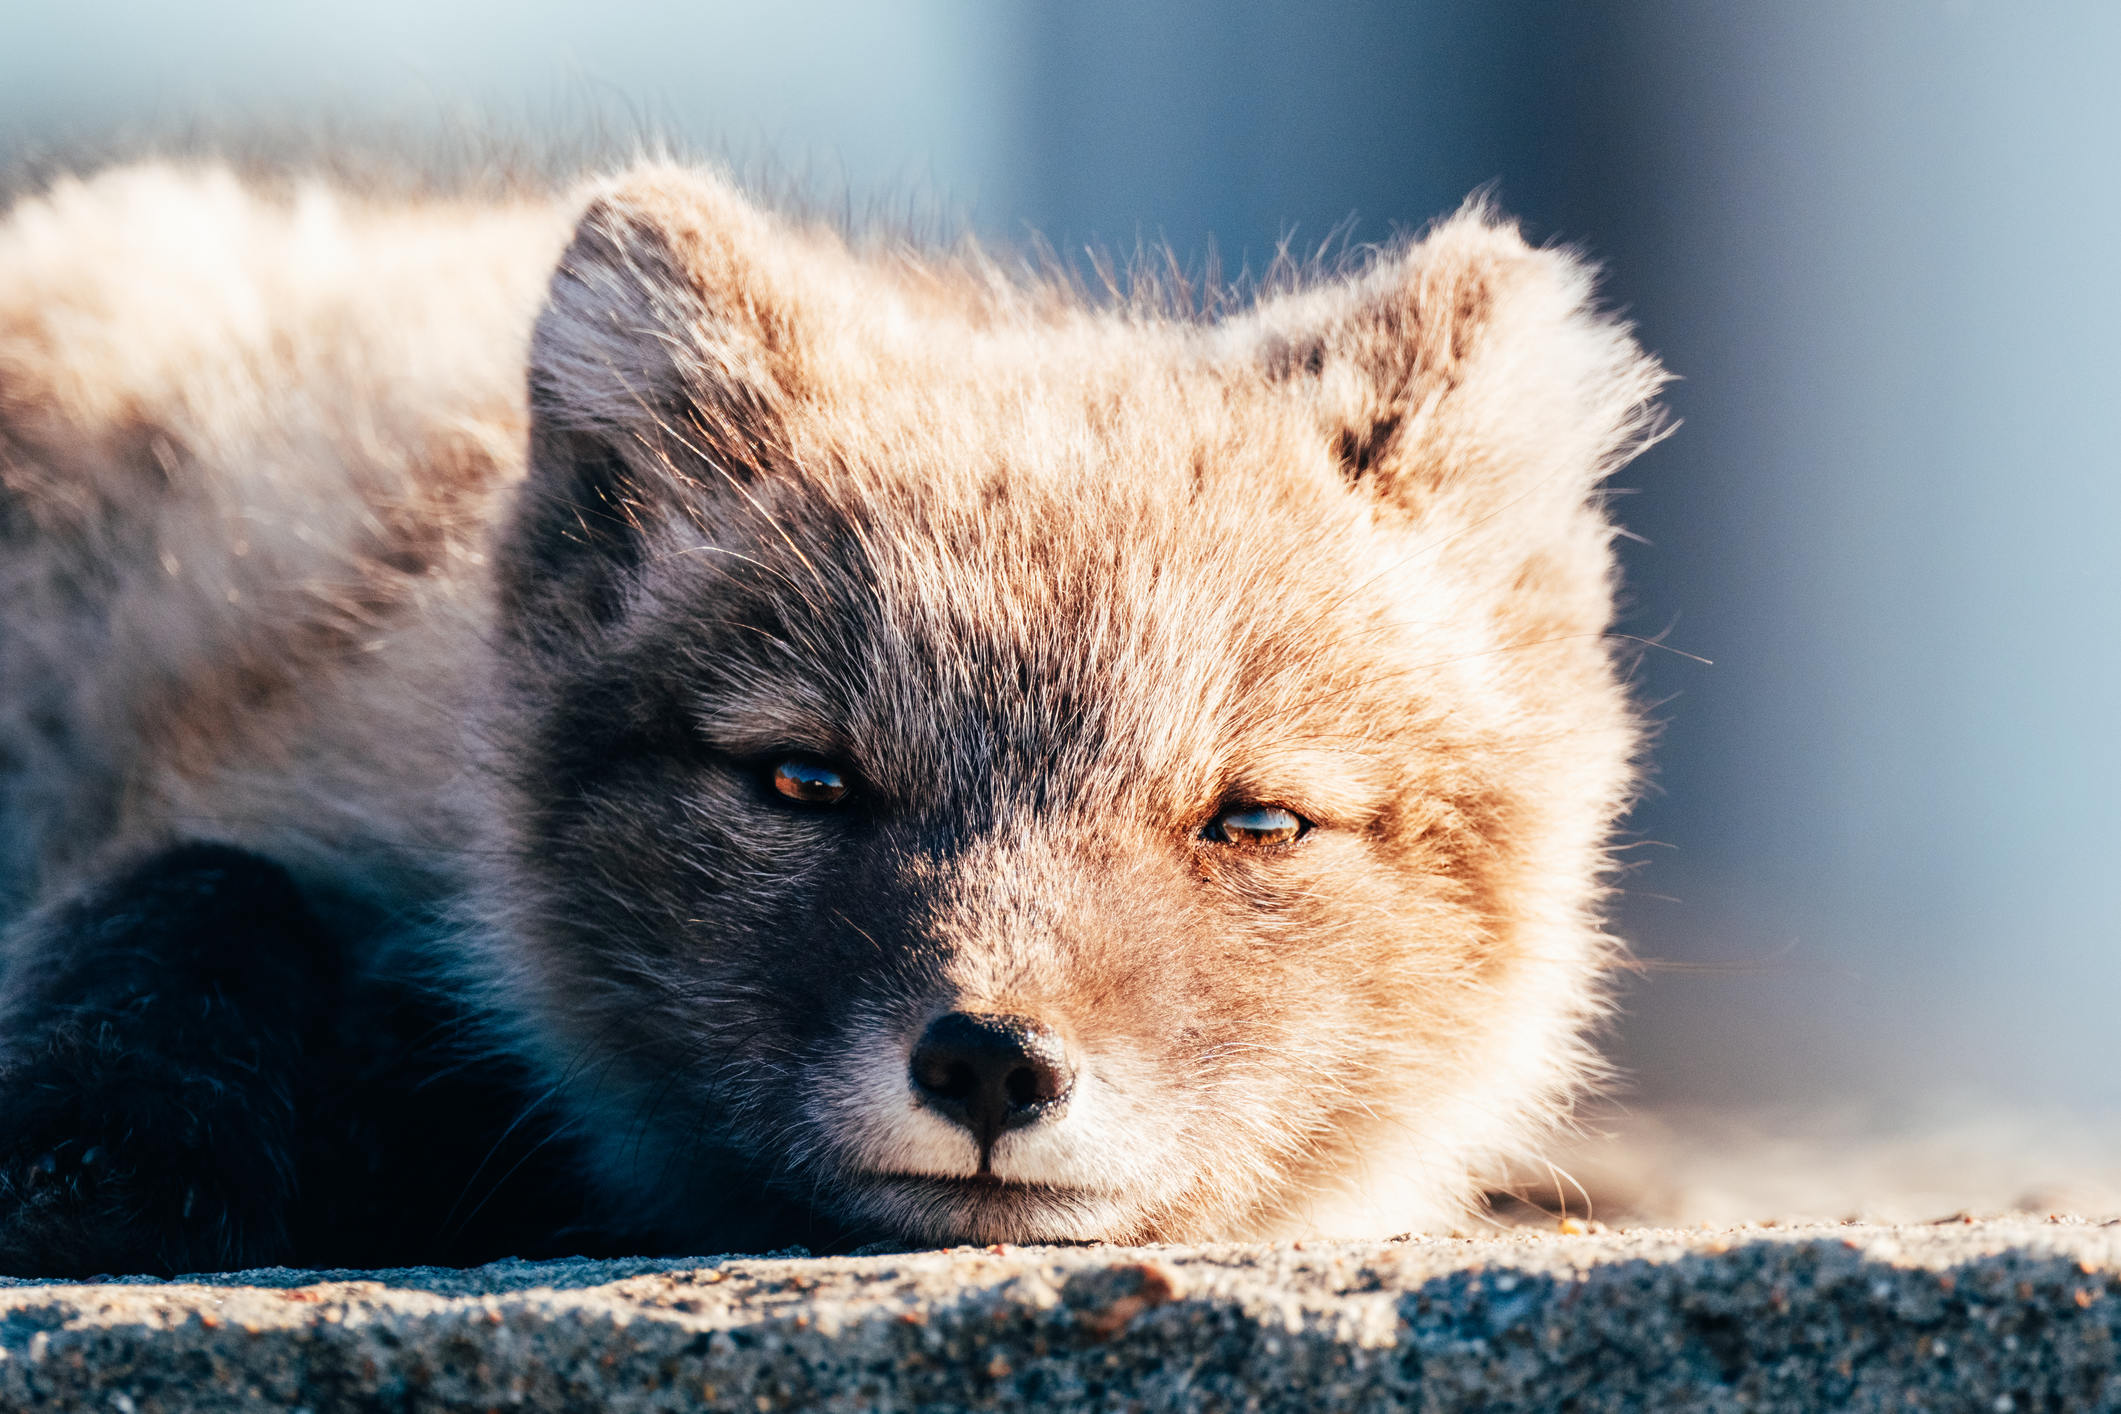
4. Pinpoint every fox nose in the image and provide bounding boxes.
[909,1011,1075,1150]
